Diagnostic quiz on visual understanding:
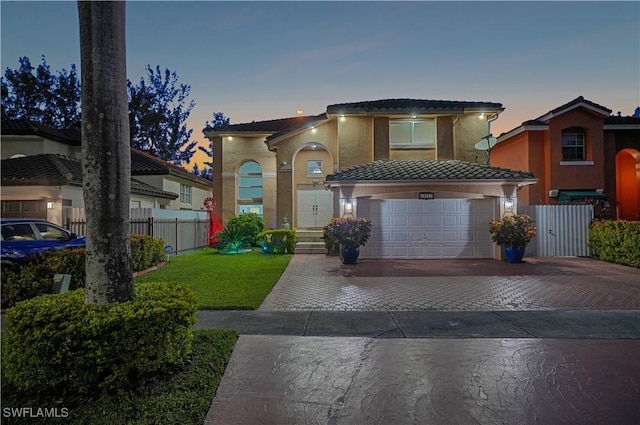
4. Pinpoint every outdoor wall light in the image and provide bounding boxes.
[504,198,514,212]
[345,199,353,213]
[47,201,55,209]
[479,113,485,119]
[340,115,346,122]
